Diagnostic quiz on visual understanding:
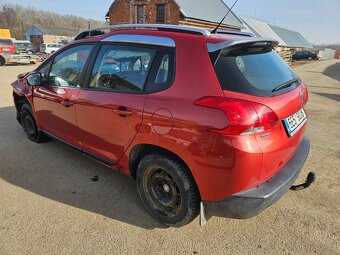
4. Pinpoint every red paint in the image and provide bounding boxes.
[11,28,309,202]
[0,39,16,54]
